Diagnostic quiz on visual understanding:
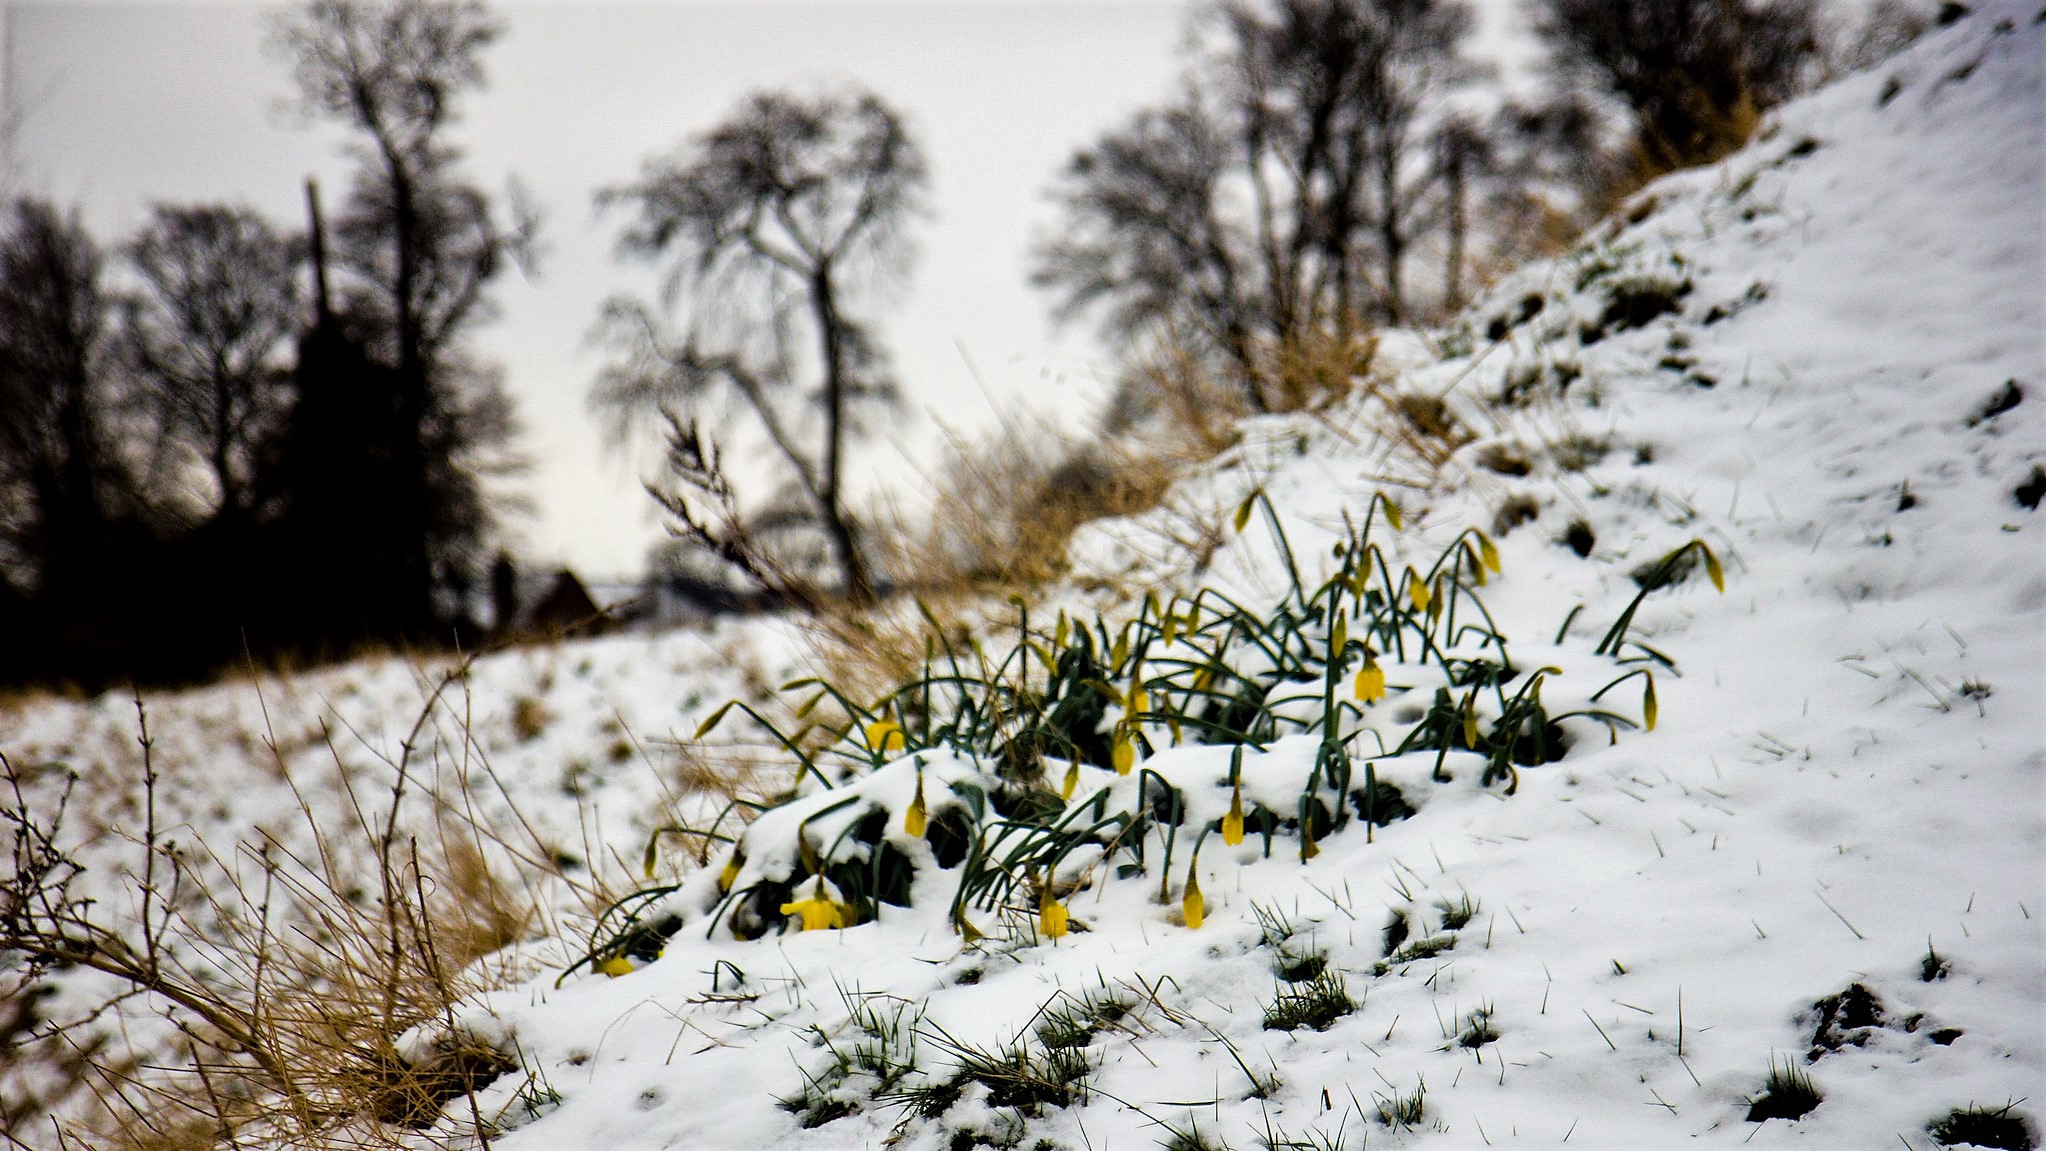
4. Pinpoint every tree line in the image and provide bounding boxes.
[606,0,1921,606]
[0,0,526,688]
[1,0,1931,686]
